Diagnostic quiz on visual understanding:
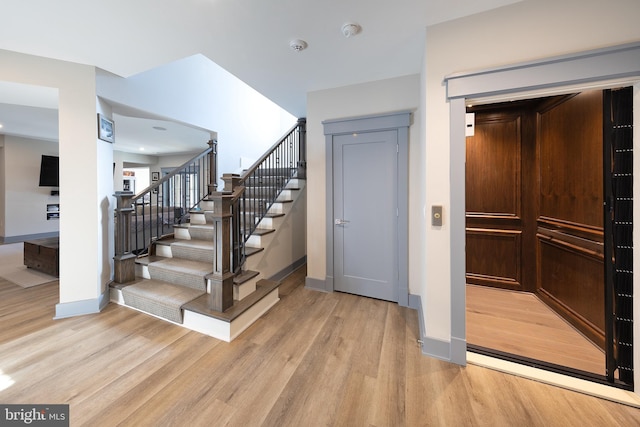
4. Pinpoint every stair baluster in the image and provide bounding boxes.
[113,139,217,283]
